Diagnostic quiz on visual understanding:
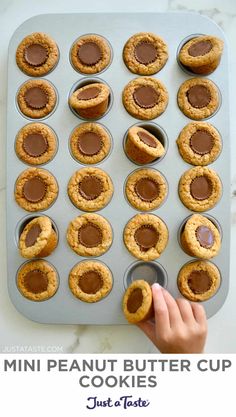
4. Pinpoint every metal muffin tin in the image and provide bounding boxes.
[6,12,230,324]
